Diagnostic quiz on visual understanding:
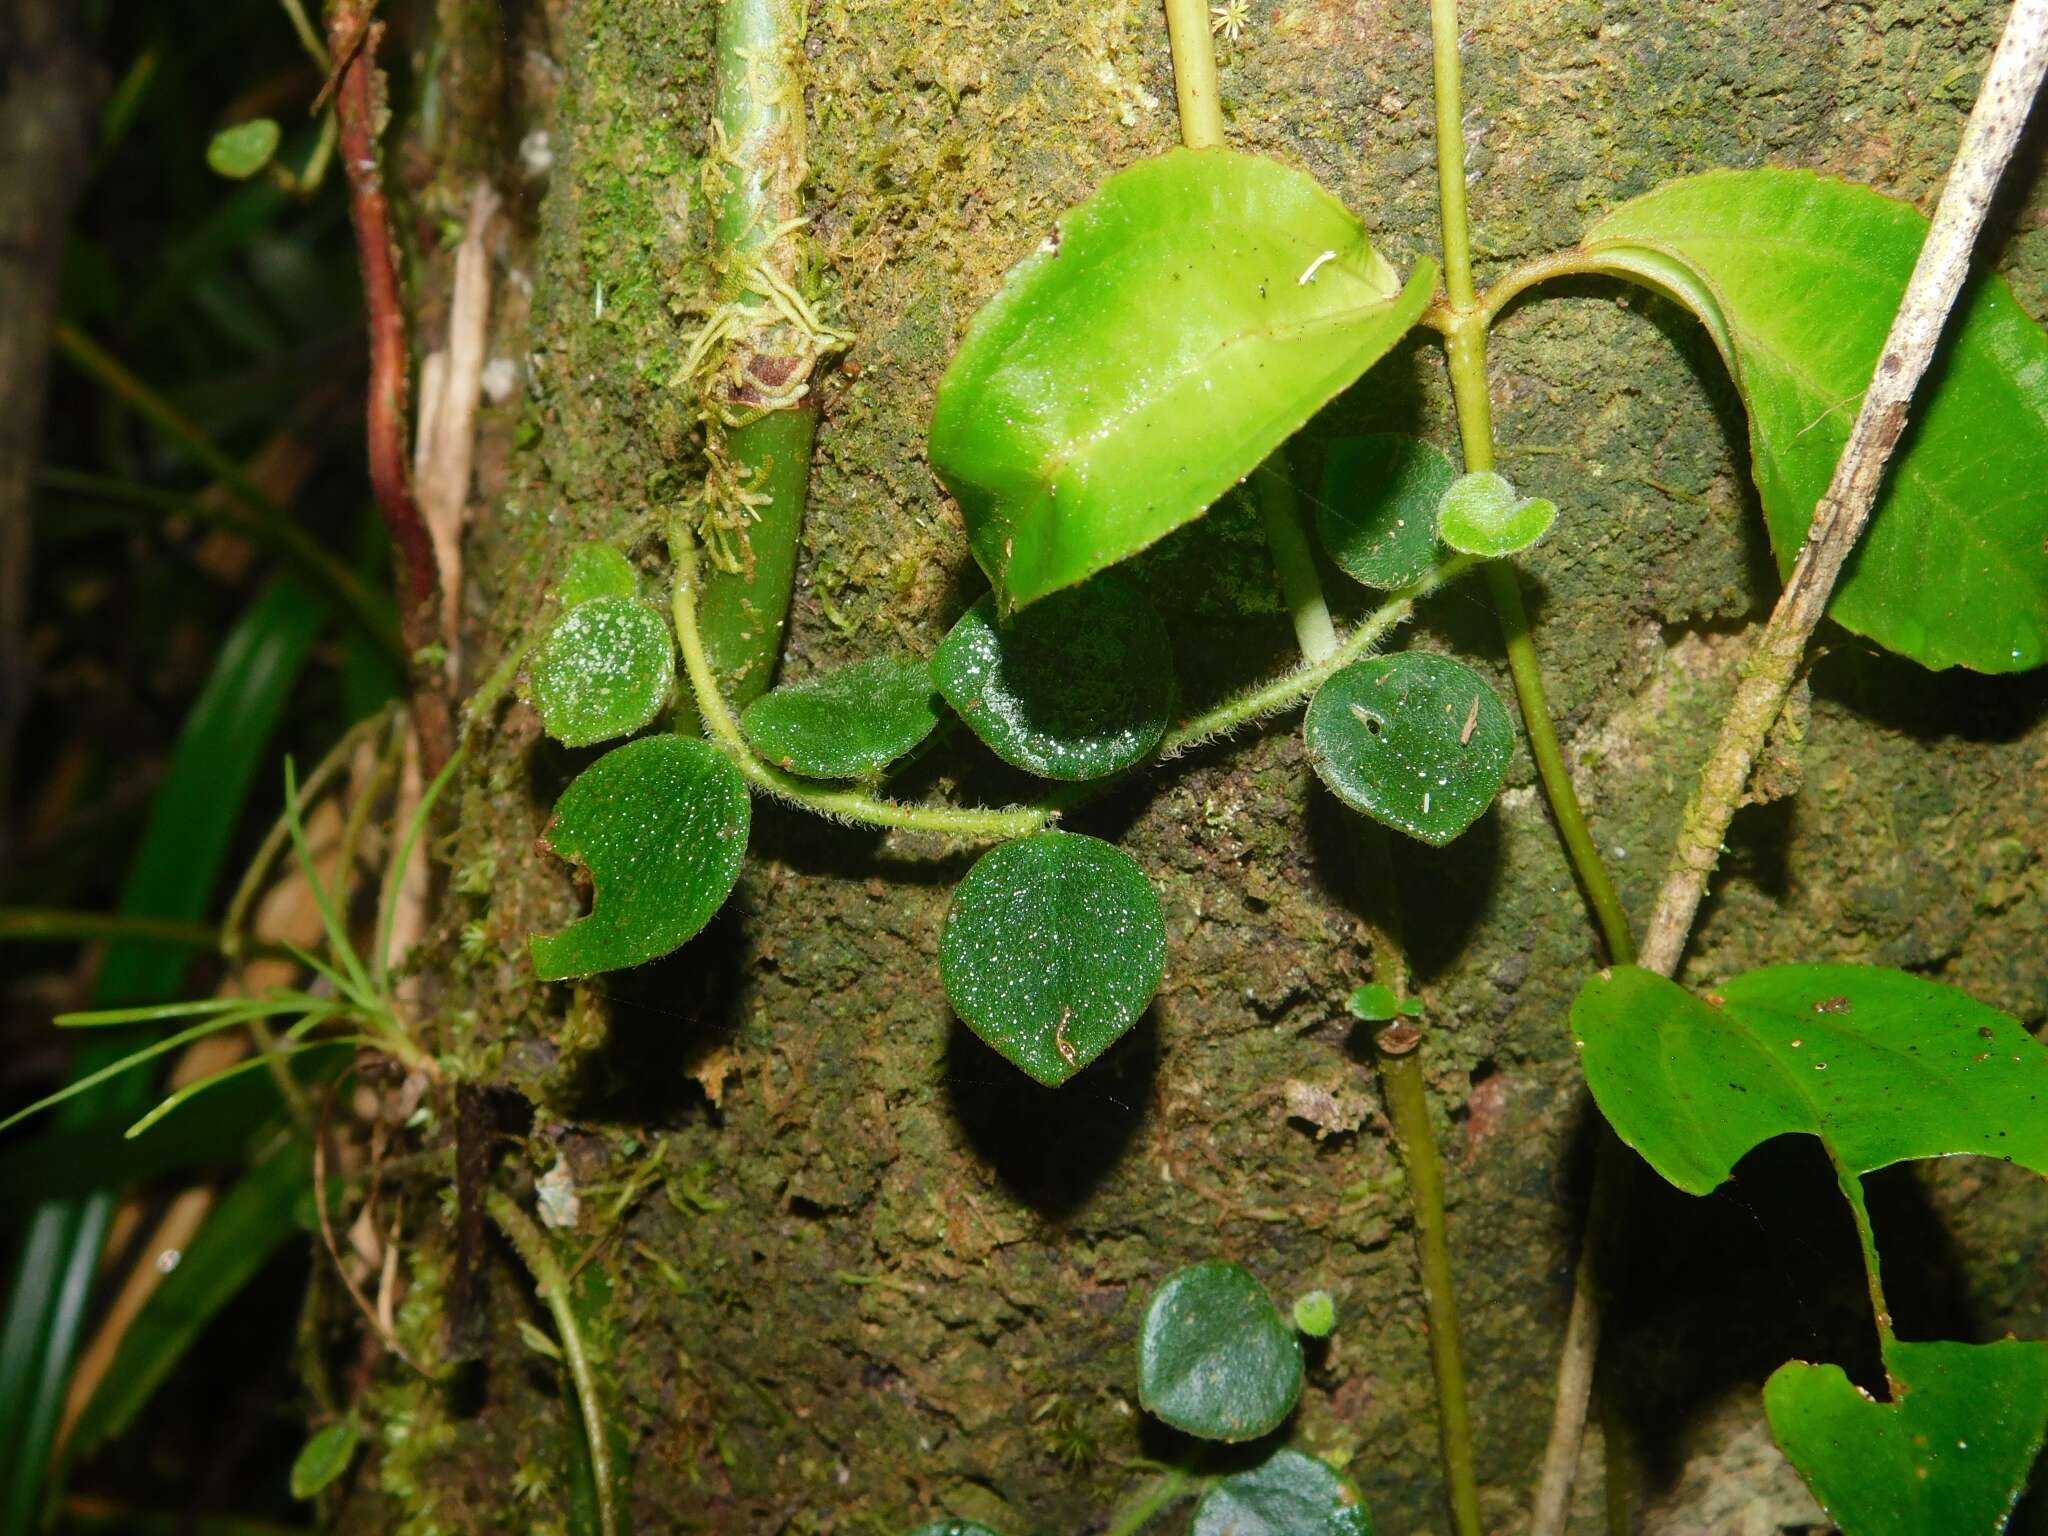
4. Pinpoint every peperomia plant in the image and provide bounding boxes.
[515,0,2048,1529]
